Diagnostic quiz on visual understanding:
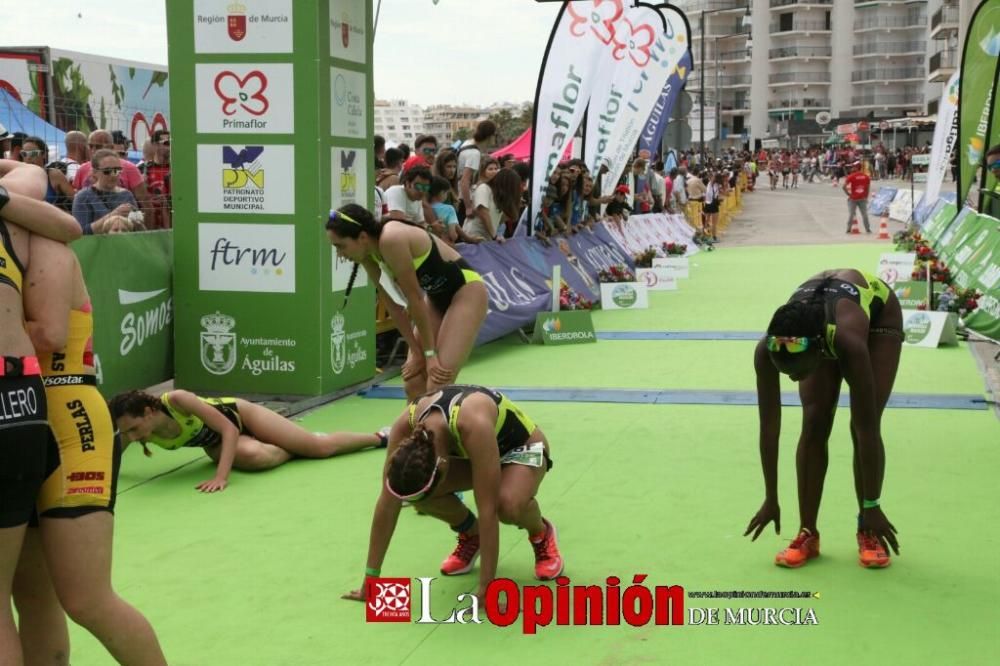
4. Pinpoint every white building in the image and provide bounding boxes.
[673,0,968,149]
[373,99,427,146]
